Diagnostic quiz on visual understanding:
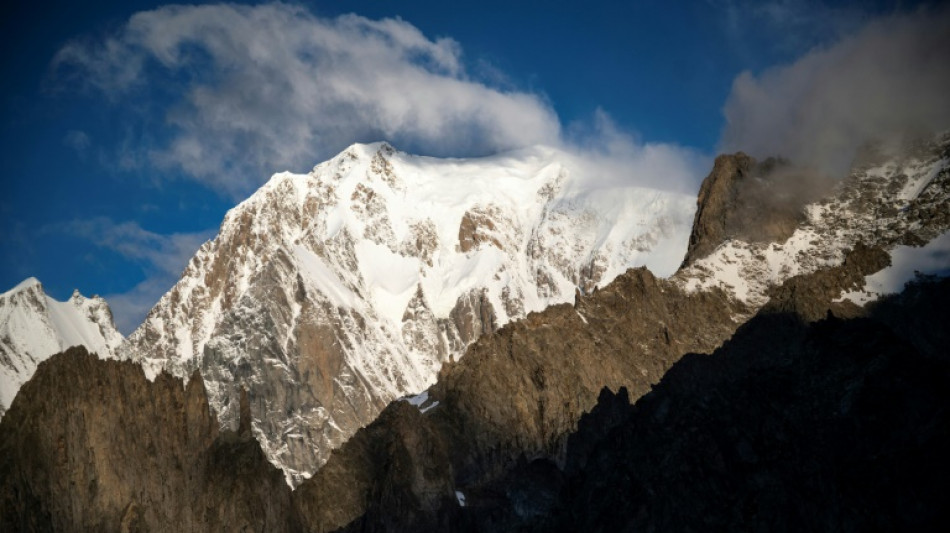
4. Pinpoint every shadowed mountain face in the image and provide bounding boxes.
[3,278,946,532]
[548,278,950,532]
[292,266,746,531]
[0,347,296,533]
[289,271,950,533]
